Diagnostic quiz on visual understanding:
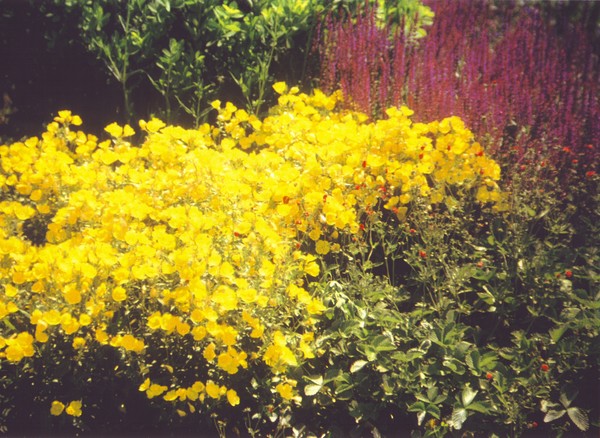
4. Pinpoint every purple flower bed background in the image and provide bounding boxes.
[318,0,599,172]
